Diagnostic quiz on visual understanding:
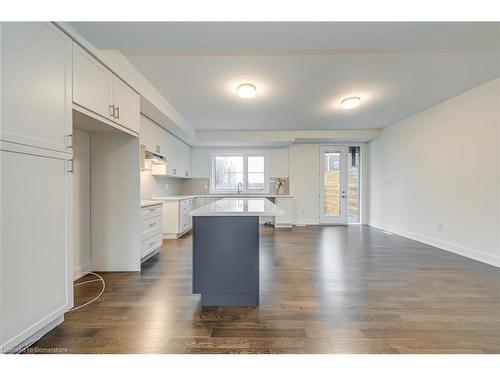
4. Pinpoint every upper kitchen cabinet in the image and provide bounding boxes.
[73,46,112,121]
[139,115,192,178]
[73,45,140,134]
[1,22,72,153]
[178,141,192,178]
[111,76,140,133]
[139,115,160,153]
[162,132,191,178]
